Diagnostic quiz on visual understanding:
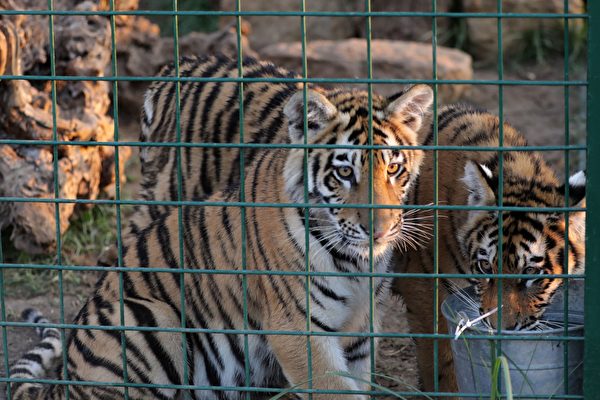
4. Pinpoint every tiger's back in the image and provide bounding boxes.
[136,55,301,222]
